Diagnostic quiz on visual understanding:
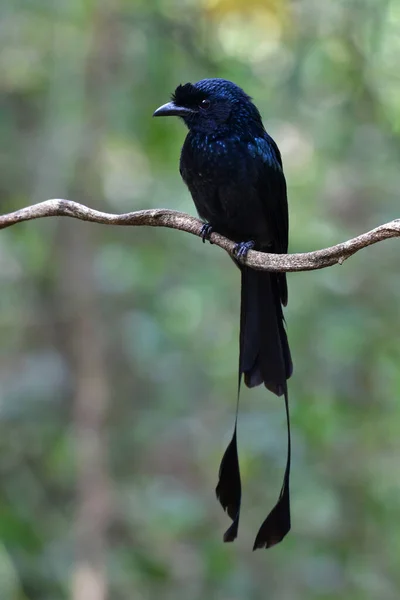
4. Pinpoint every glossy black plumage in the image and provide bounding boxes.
[154,78,293,549]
